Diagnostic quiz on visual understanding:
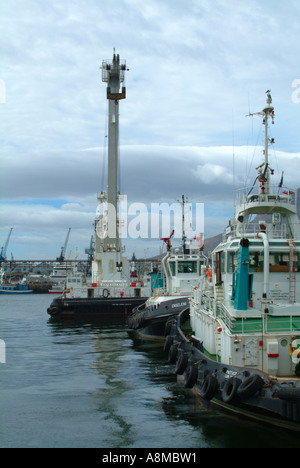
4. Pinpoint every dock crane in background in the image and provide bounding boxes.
[84,235,94,275]
[85,235,94,263]
[0,227,13,263]
[56,228,71,262]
